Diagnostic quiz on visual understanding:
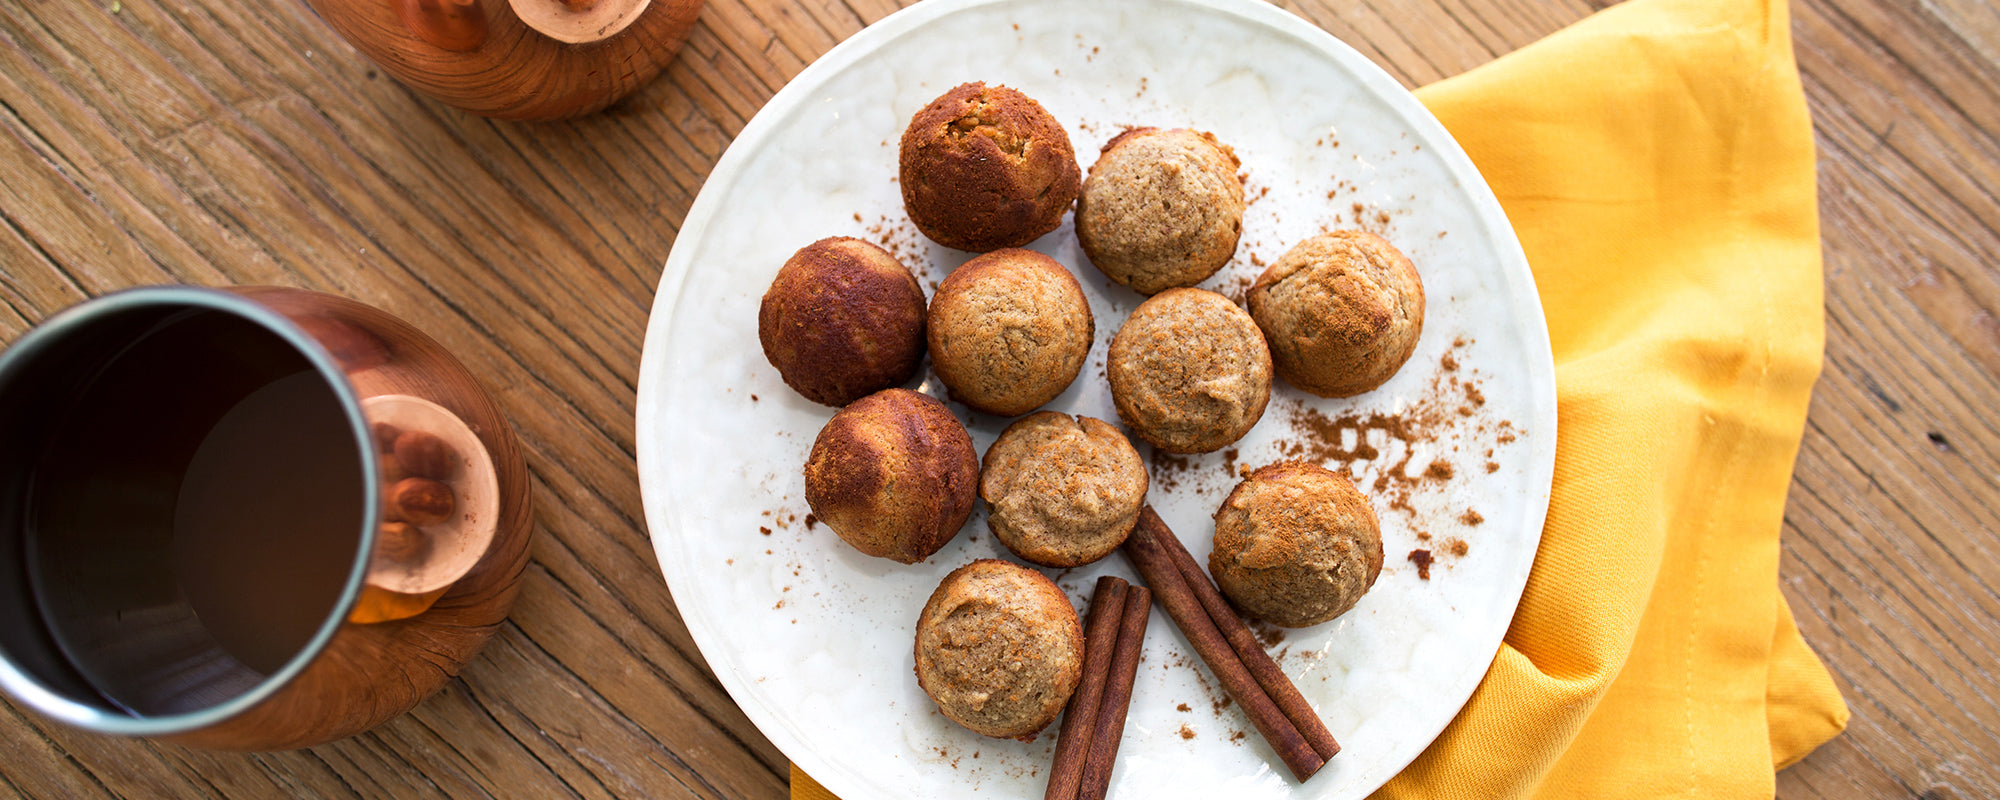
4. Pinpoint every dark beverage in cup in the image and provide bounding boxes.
[23,307,368,714]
